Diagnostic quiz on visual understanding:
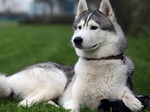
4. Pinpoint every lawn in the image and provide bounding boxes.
[0,23,149,112]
